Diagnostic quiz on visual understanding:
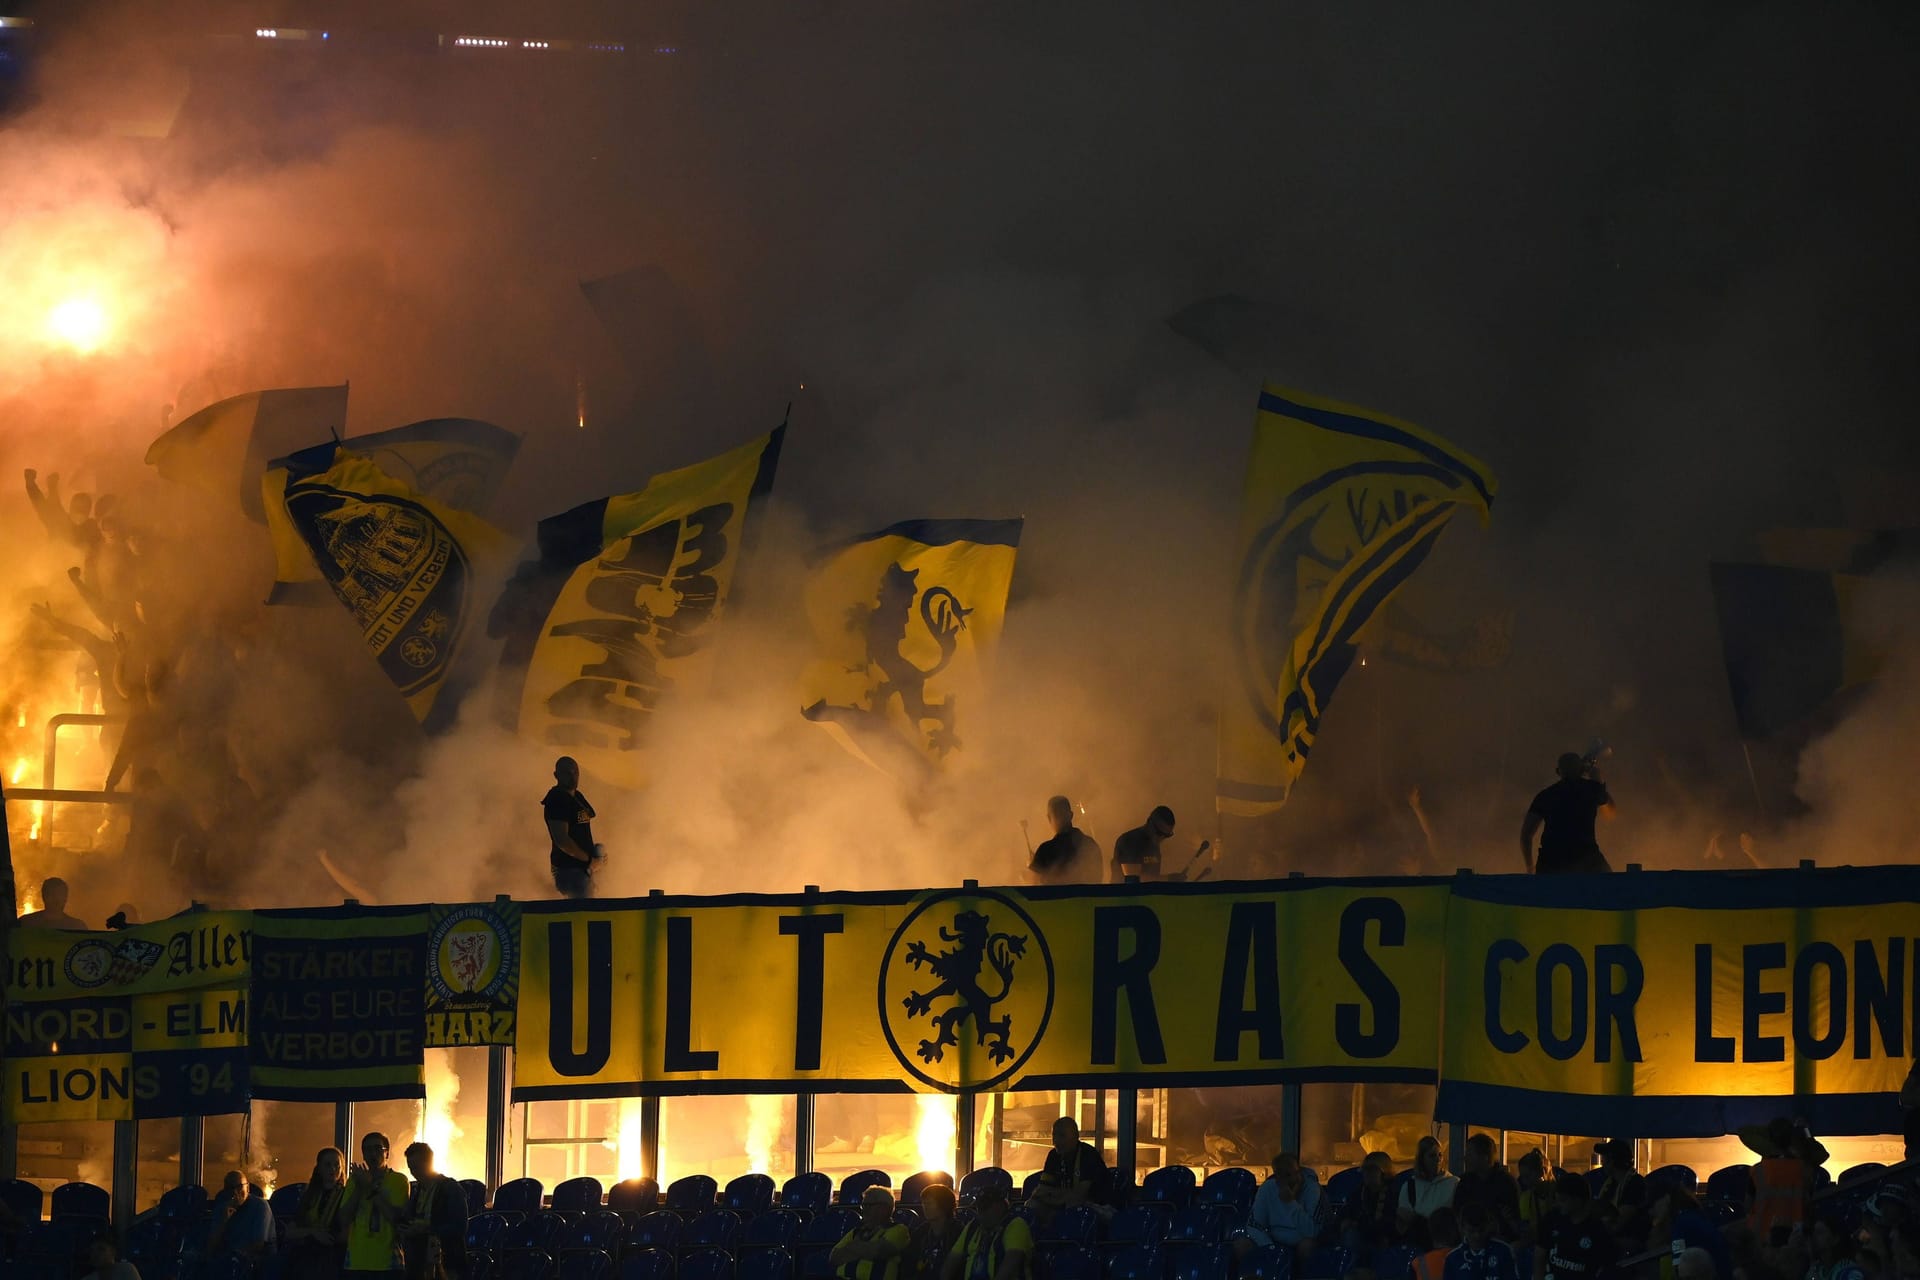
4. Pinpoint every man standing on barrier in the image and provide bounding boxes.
[1521,748,1616,875]
[543,756,603,899]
